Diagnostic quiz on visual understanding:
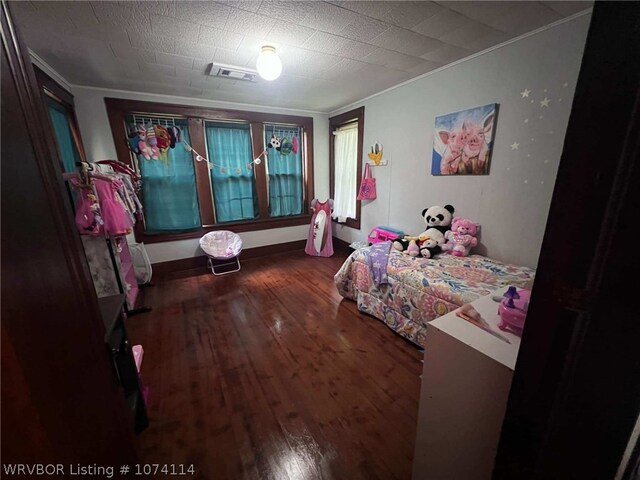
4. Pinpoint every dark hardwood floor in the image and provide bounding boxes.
[127,249,423,480]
